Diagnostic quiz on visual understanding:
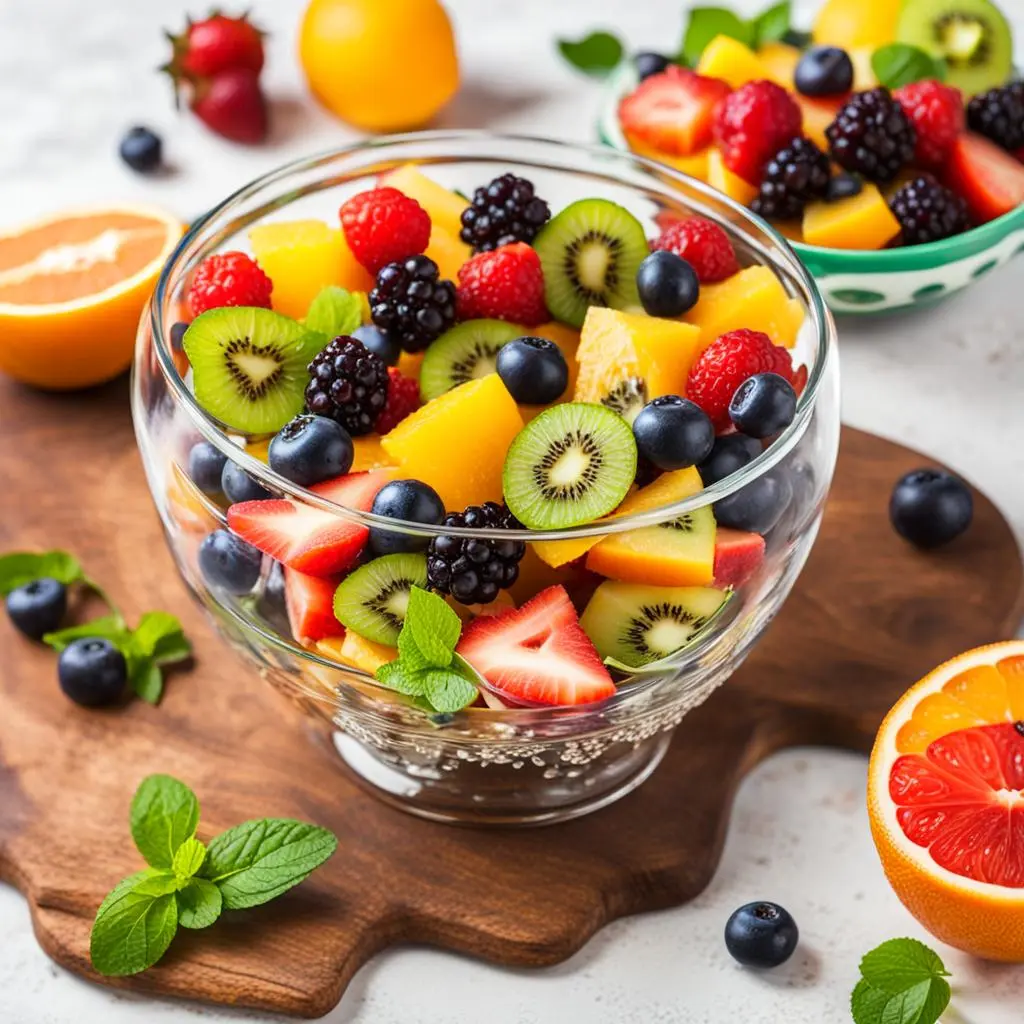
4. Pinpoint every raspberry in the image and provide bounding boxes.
[305,337,390,436]
[894,80,965,169]
[713,80,803,185]
[889,175,969,245]
[686,329,794,431]
[967,82,1024,153]
[375,368,420,434]
[370,255,457,353]
[751,137,831,221]
[650,217,739,283]
[186,251,272,317]
[460,173,551,253]
[340,187,431,274]
[826,88,916,183]
[456,242,548,325]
